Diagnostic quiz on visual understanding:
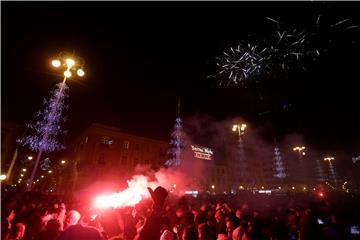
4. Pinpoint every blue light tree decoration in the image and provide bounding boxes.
[17,52,85,191]
[315,159,326,182]
[324,157,340,187]
[17,82,69,190]
[40,157,51,171]
[165,98,183,167]
[273,147,287,179]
